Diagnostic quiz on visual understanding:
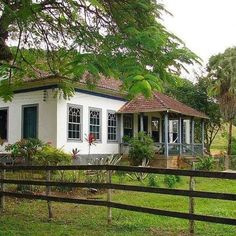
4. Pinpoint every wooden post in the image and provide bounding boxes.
[46,170,53,220]
[107,169,112,224]
[0,167,6,212]
[189,162,195,235]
